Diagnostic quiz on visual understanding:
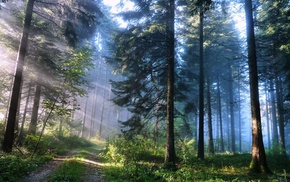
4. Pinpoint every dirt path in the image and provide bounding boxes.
[21,150,106,182]
[21,159,63,182]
